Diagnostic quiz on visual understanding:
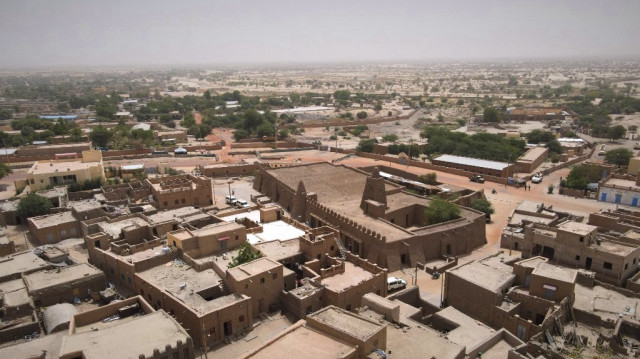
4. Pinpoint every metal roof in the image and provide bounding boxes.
[121,164,144,170]
[0,149,16,155]
[434,154,509,171]
[40,115,77,120]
